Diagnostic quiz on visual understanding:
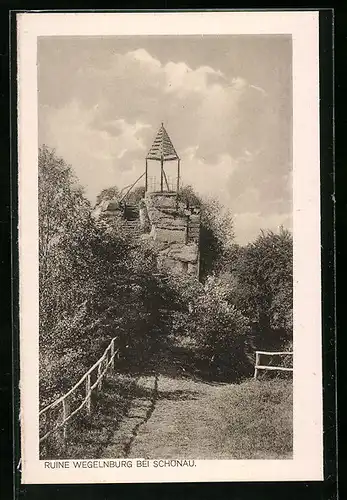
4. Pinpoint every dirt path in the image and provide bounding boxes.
[100,373,292,460]
[126,374,230,459]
